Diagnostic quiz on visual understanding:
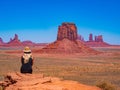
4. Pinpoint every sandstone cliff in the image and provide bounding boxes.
[35,23,99,54]
[85,34,110,47]
[57,23,77,41]
[0,37,4,45]
[6,34,23,46]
